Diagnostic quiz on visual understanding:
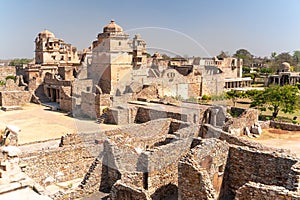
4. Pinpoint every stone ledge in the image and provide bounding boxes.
[1,106,23,111]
